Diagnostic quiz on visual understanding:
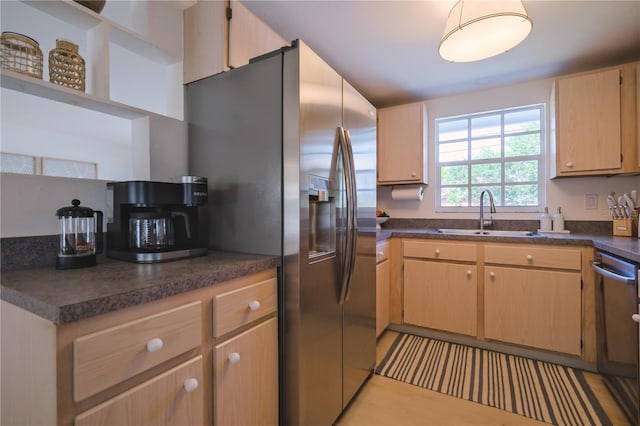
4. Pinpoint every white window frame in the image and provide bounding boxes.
[435,104,545,213]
